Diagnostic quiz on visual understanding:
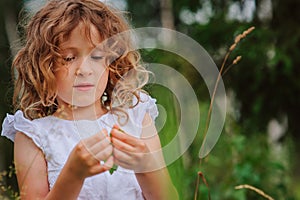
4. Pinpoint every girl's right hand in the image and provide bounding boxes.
[65,129,114,180]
